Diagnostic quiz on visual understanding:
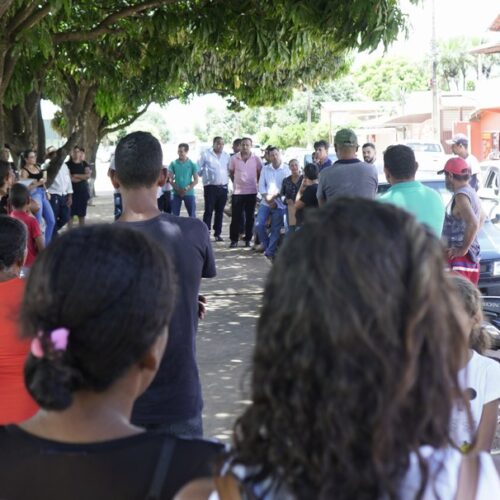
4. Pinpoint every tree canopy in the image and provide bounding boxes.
[0,0,418,163]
